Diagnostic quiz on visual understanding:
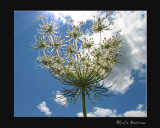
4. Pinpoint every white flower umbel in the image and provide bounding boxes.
[33,13,124,117]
